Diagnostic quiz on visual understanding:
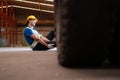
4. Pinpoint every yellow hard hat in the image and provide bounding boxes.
[26,15,38,22]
